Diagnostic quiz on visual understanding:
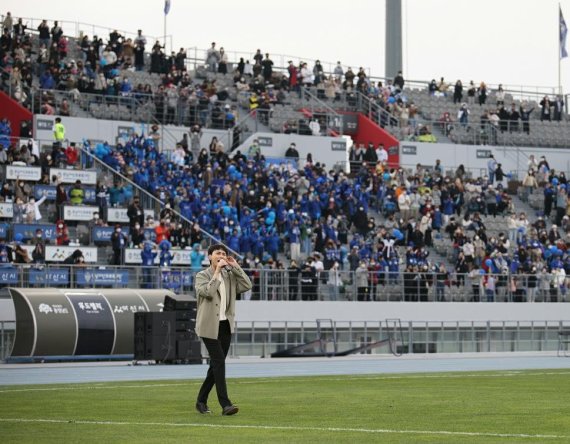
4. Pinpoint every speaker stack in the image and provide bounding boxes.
[134,296,202,364]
